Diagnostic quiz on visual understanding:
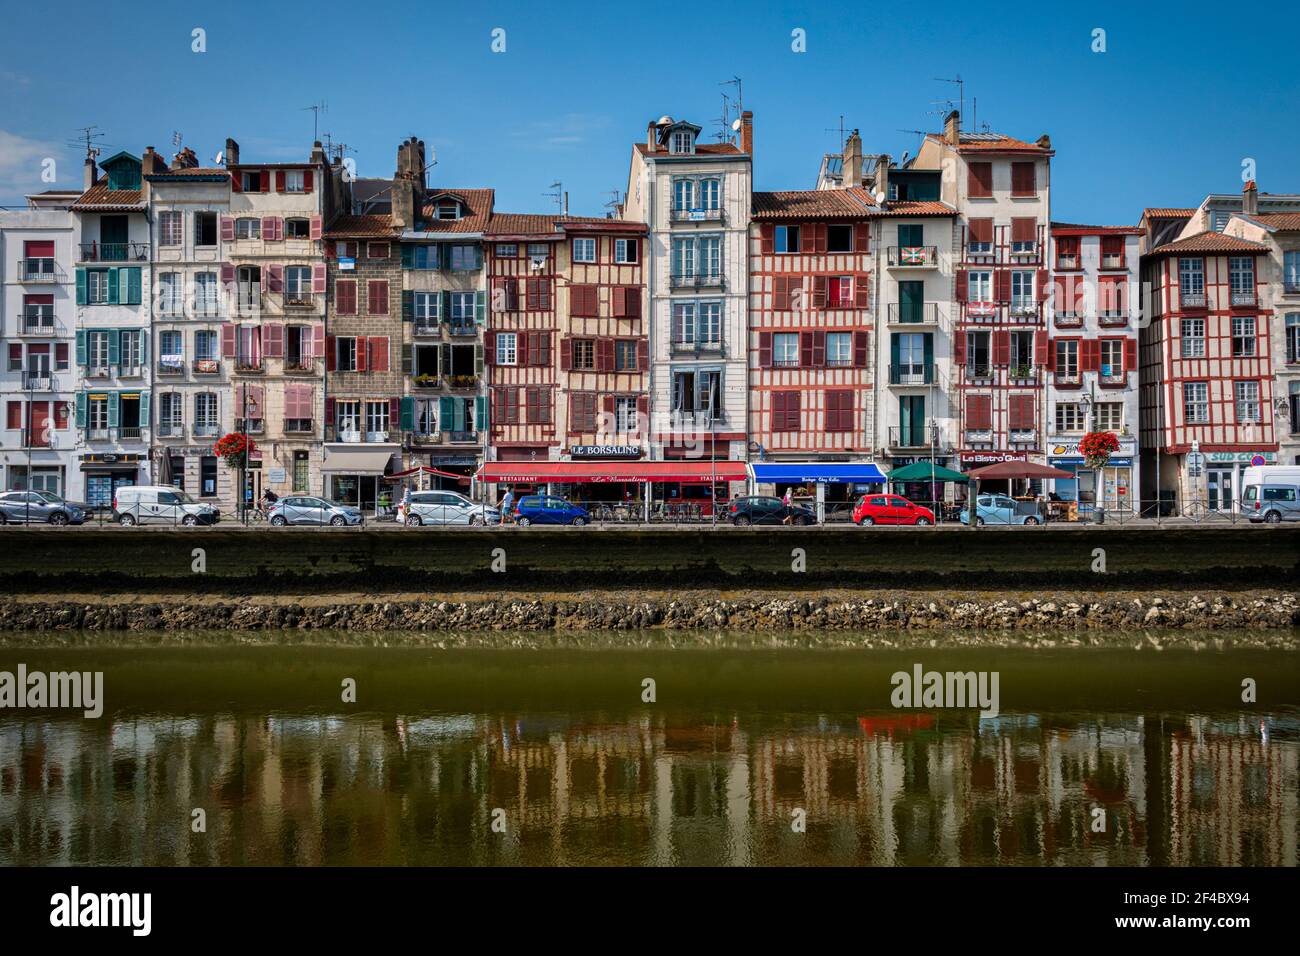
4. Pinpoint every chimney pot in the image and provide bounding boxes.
[224,138,240,166]
[647,121,657,151]
[1243,179,1258,216]
[83,153,98,192]
[740,110,753,157]
[943,110,961,146]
